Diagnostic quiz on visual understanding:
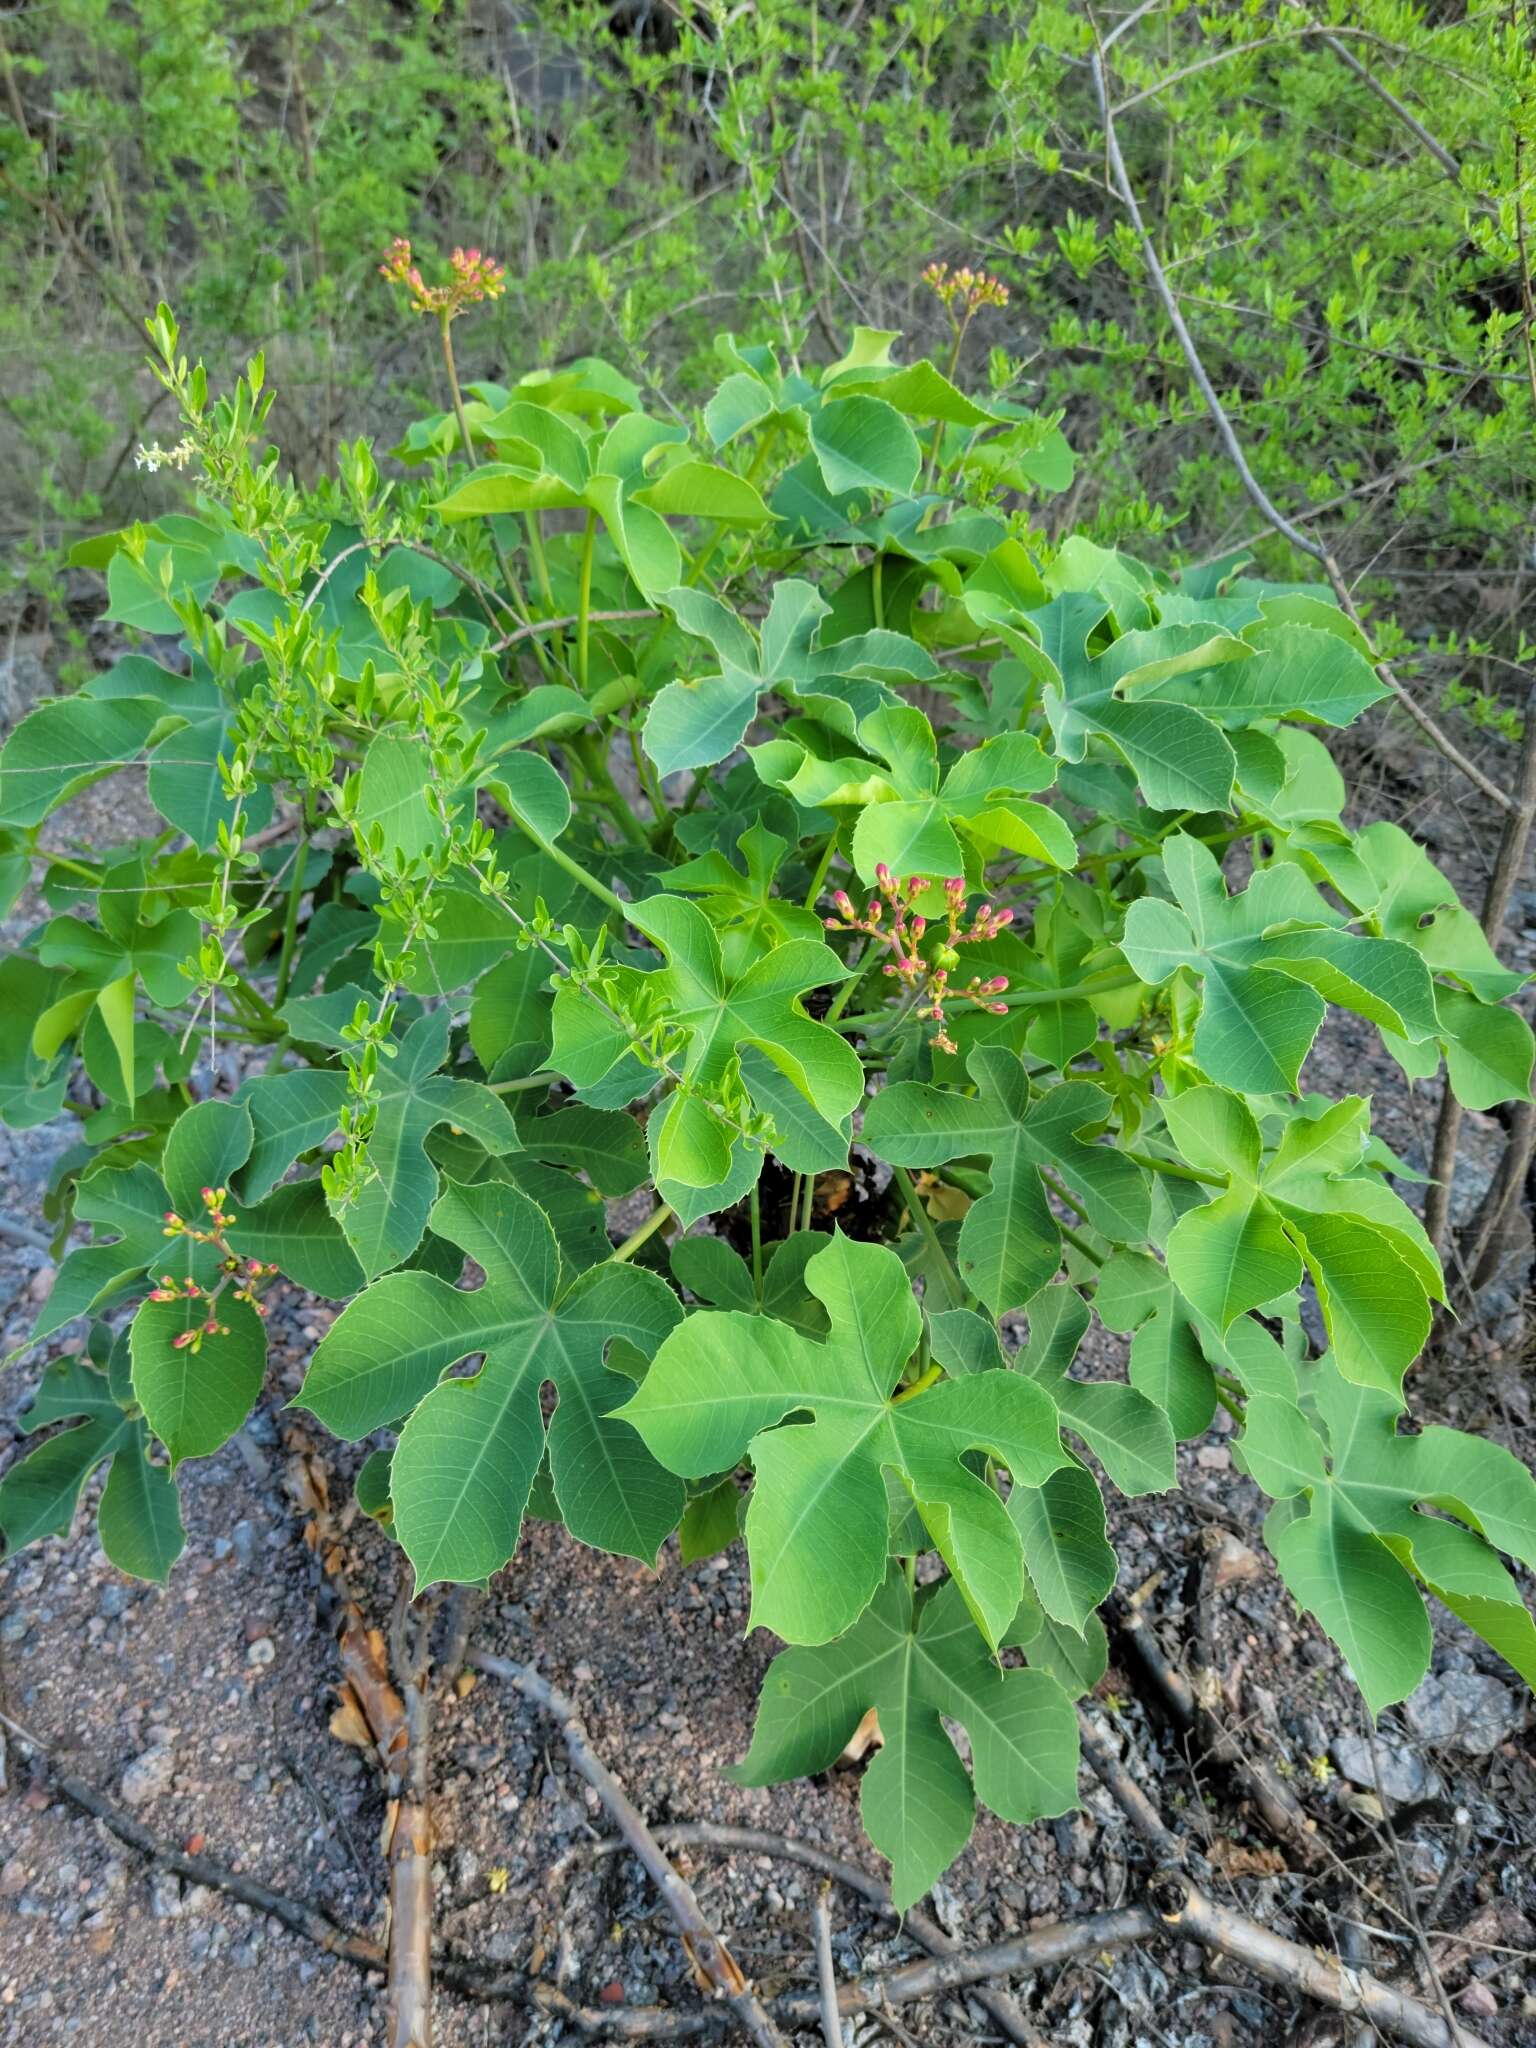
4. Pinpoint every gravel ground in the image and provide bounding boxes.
[1,712,1534,2046]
